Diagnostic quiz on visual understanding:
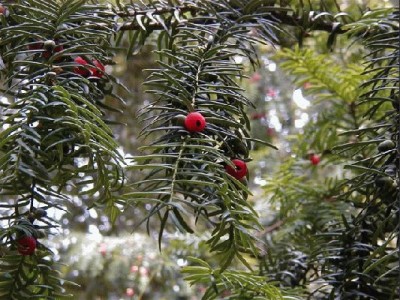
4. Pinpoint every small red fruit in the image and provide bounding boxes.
[28,42,43,51]
[74,56,90,77]
[42,44,63,59]
[91,60,105,78]
[266,88,277,98]
[42,51,52,59]
[249,72,261,83]
[184,112,206,133]
[310,154,320,165]
[251,112,265,120]
[99,242,107,256]
[0,5,7,16]
[266,127,276,137]
[54,44,63,53]
[130,265,139,273]
[17,236,37,256]
[225,159,247,180]
[126,288,135,297]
